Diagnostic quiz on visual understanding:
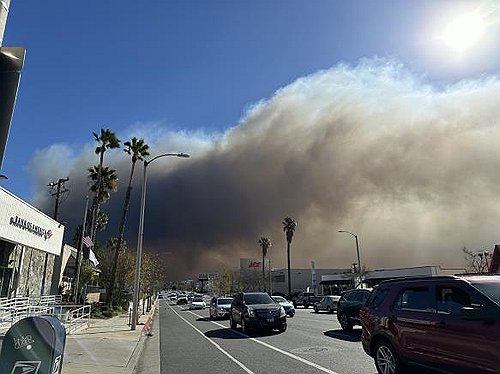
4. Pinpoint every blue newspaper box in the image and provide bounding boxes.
[0,315,66,374]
